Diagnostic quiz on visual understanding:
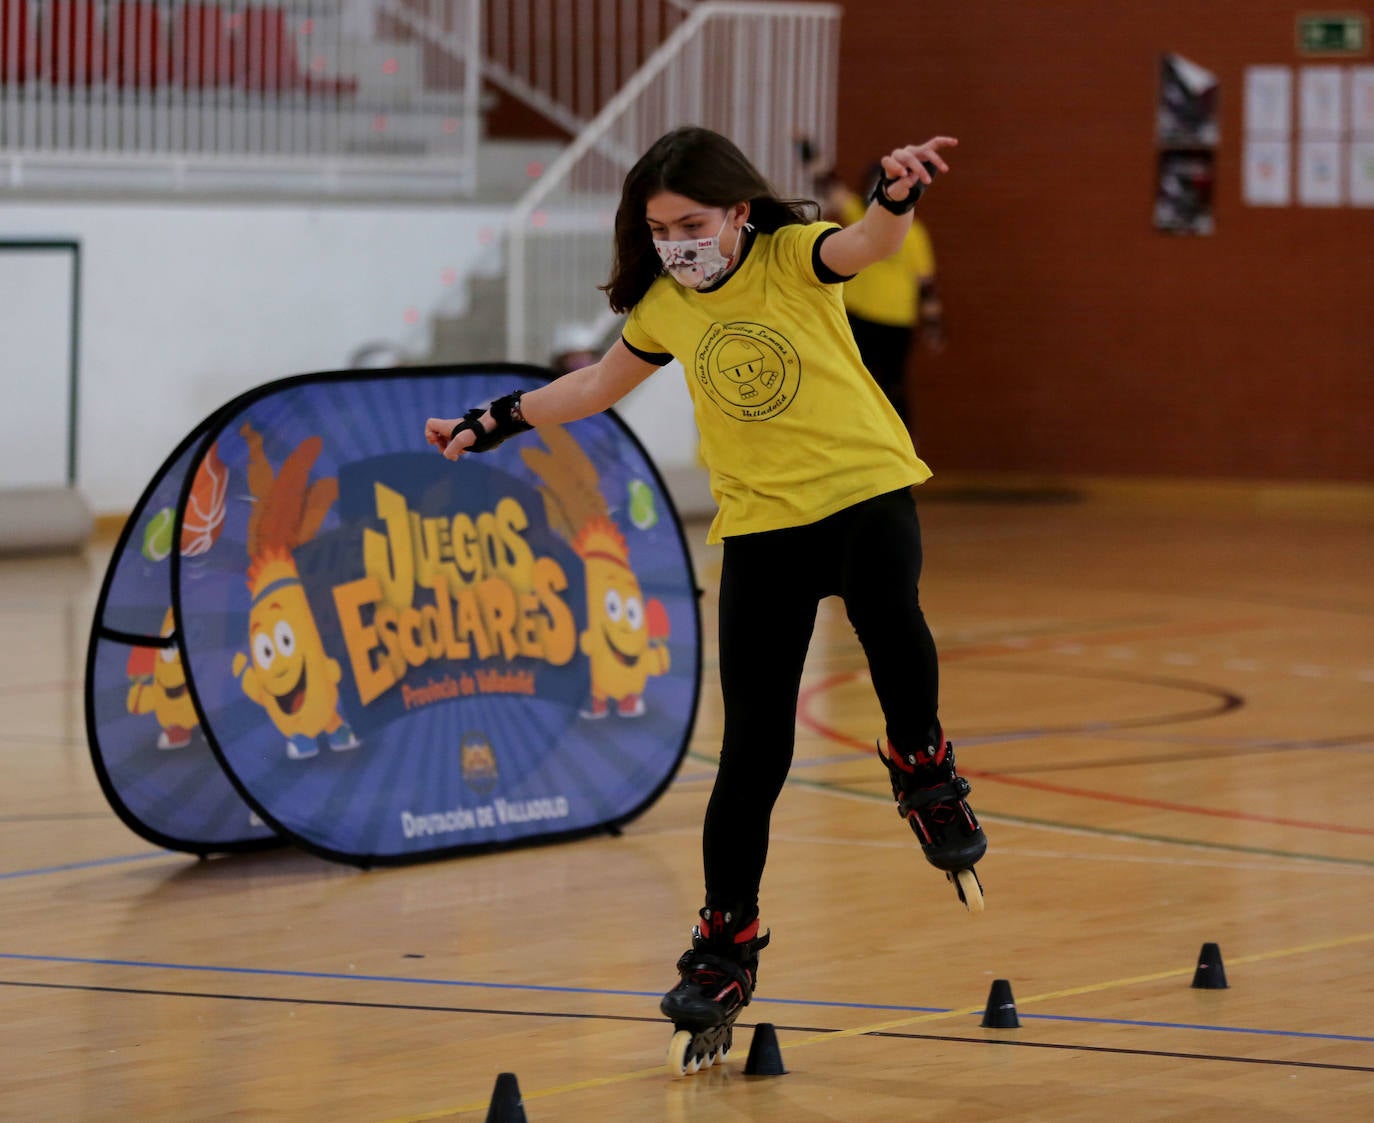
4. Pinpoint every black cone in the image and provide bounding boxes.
[744,1022,787,1076]
[485,1072,528,1123]
[981,978,1020,1028]
[1191,942,1229,989]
